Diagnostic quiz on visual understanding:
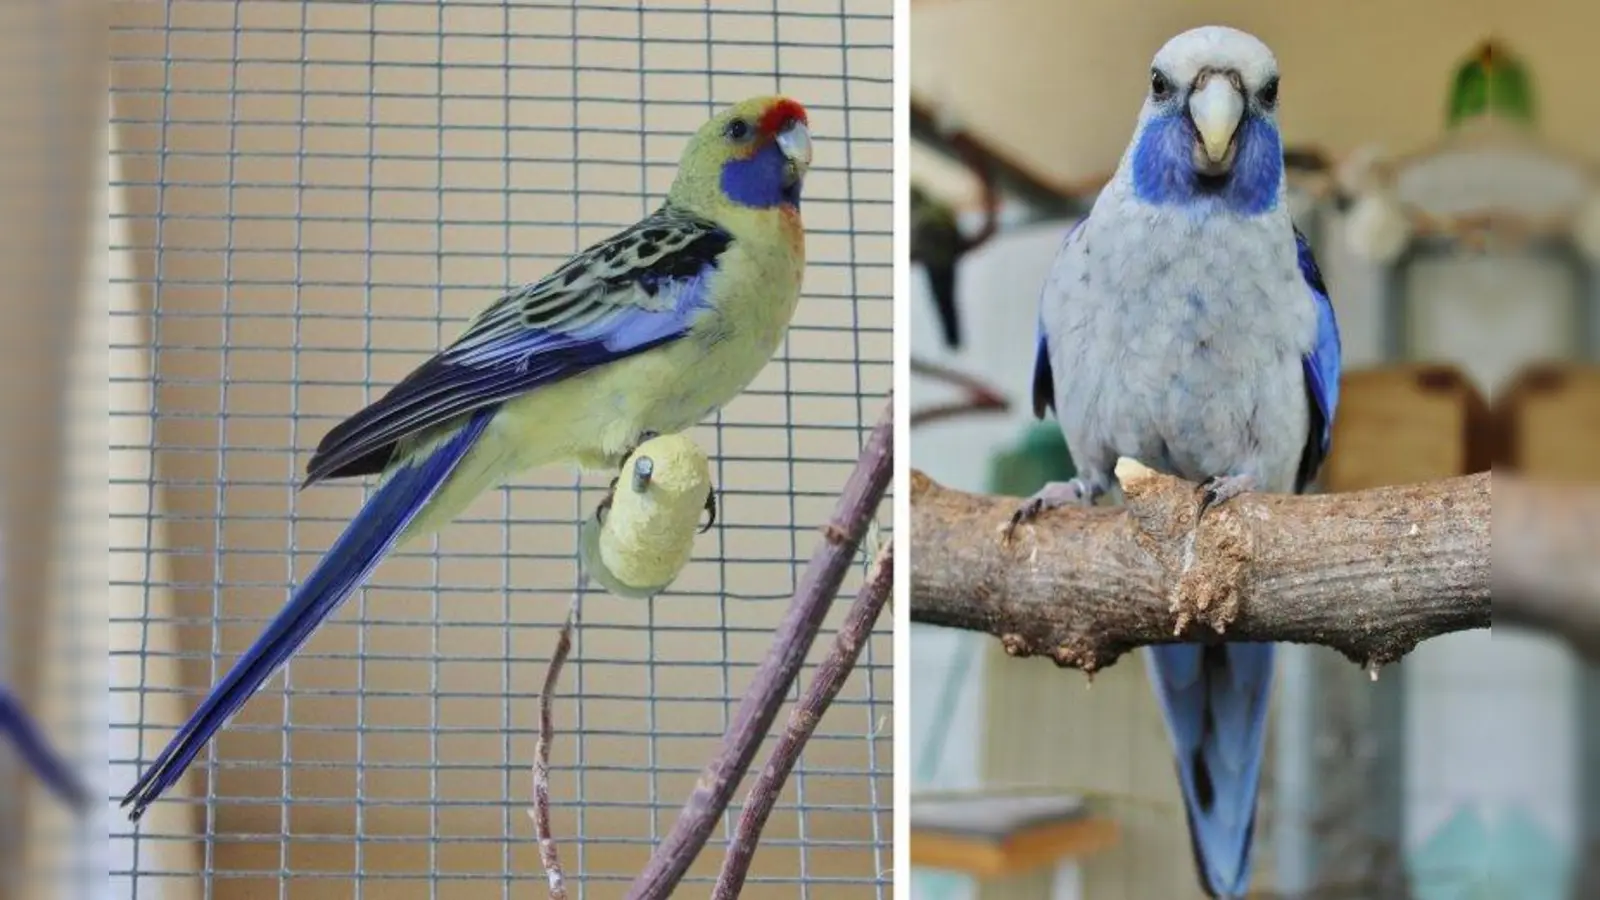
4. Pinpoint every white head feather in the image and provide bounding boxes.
[1130,26,1284,177]
[1139,27,1280,127]
[1152,26,1278,95]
